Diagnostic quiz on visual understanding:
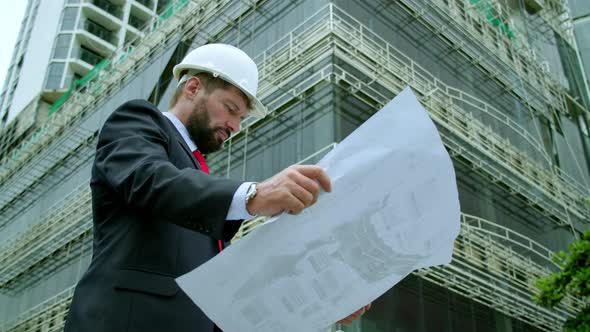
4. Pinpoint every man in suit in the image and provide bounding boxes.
[64,44,368,331]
